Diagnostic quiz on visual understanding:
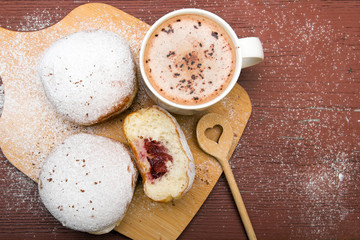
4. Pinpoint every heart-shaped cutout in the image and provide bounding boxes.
[205,124,223,144]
